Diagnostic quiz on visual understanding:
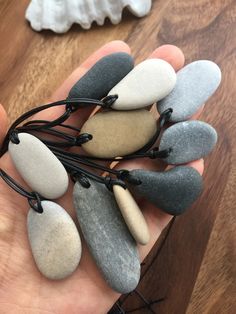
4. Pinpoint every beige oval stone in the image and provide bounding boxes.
[113,185,150,245]
[81,110,157,158]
